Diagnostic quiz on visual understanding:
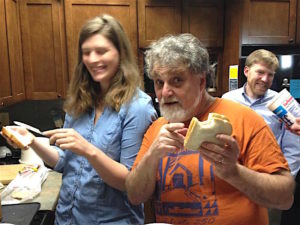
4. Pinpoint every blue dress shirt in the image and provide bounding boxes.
[222,84,300,177]
[53,89,157,225]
